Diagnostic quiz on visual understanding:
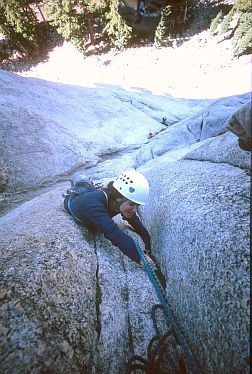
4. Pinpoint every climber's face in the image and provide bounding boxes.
[119,200,140,218]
